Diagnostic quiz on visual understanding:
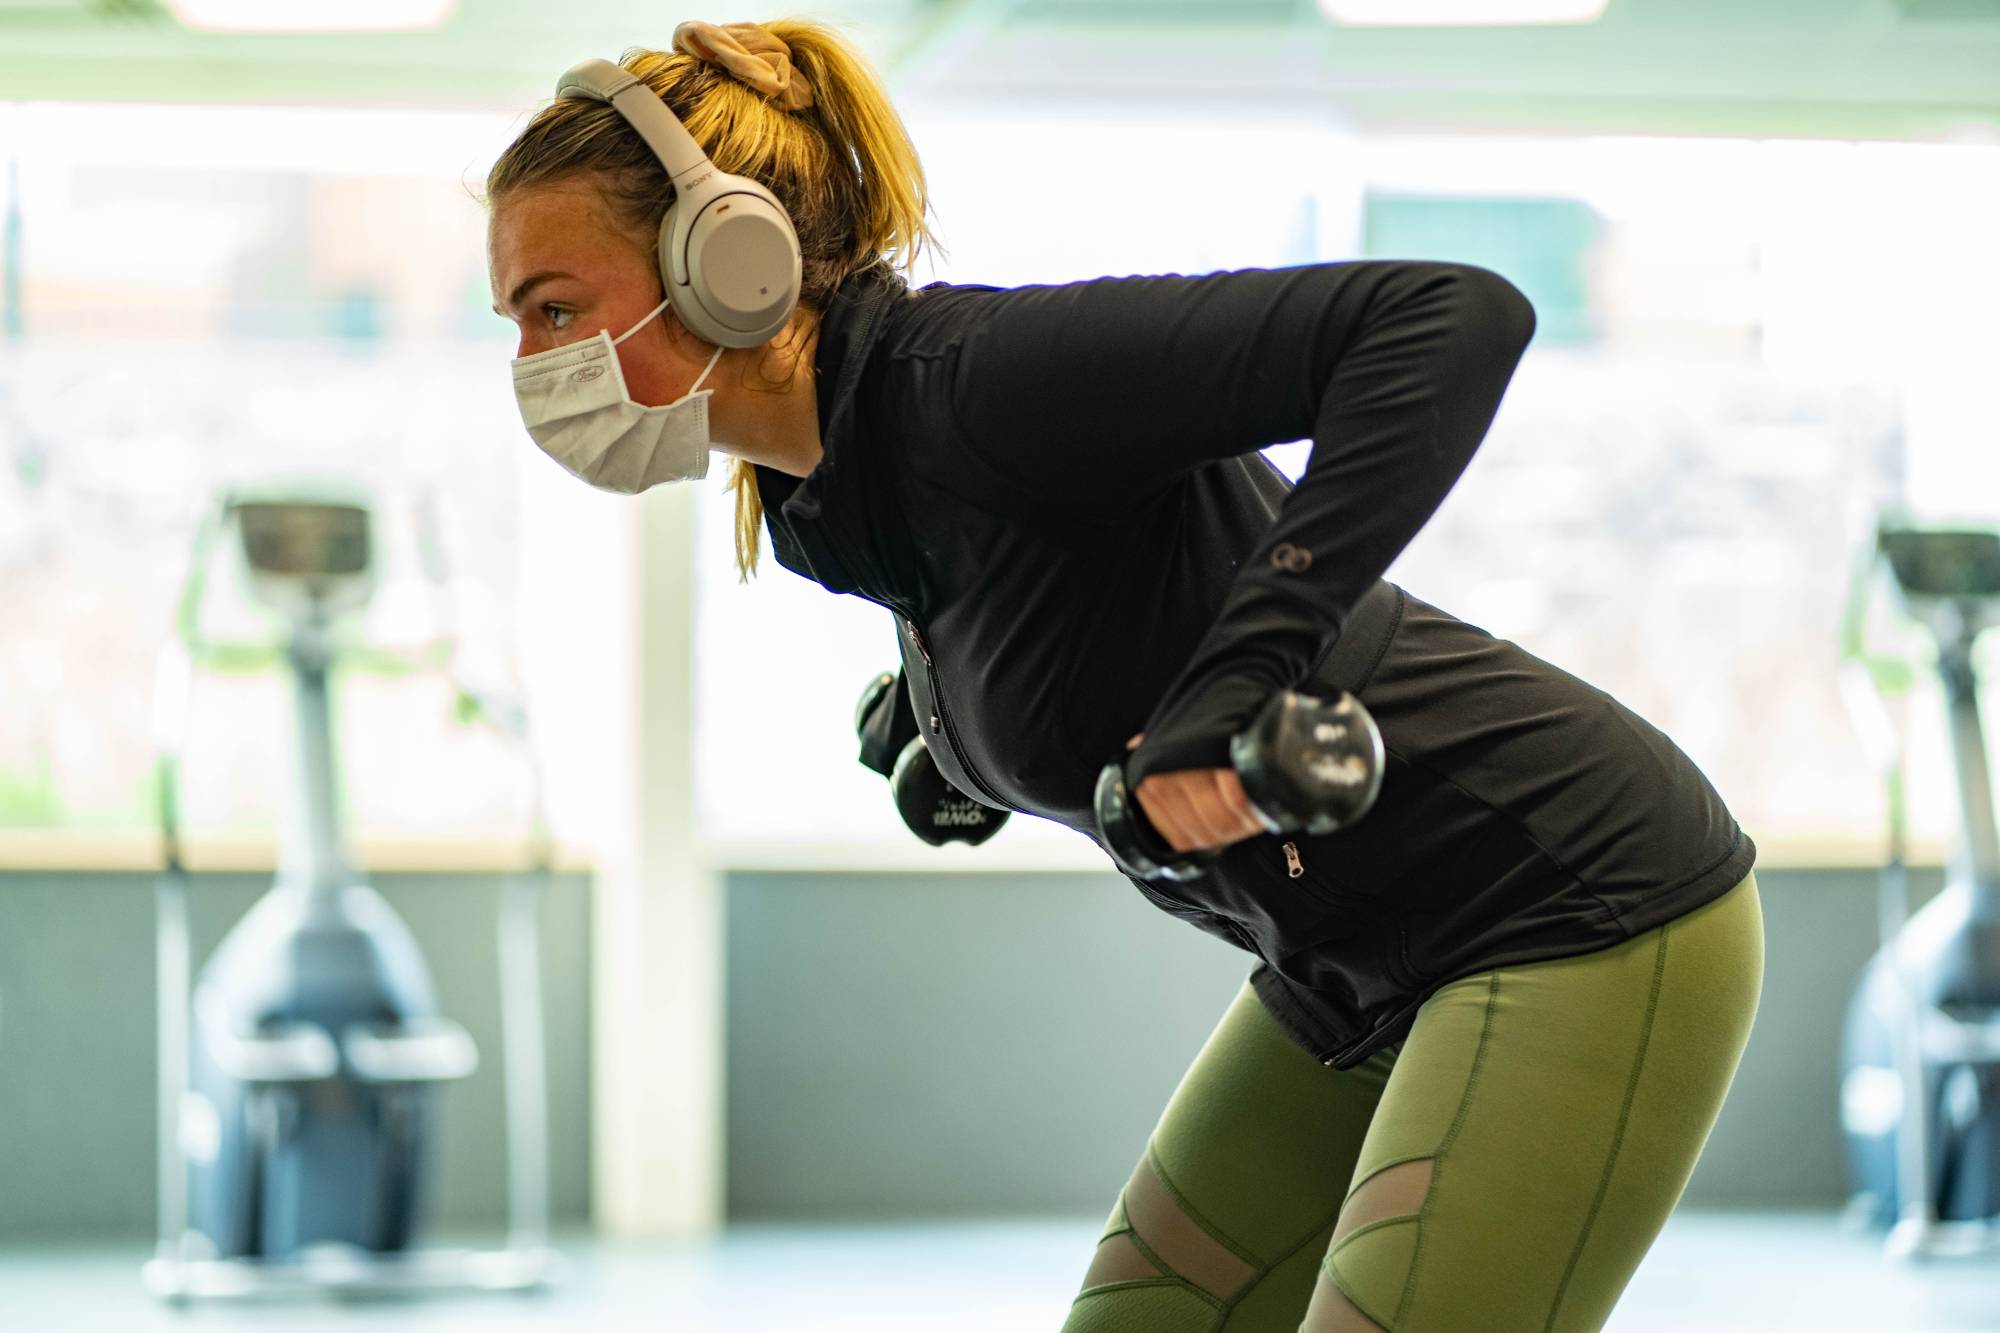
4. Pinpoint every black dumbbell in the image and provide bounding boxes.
[1095,689,1384,882]
[854,670,902,752]
[856,670,1011,848]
